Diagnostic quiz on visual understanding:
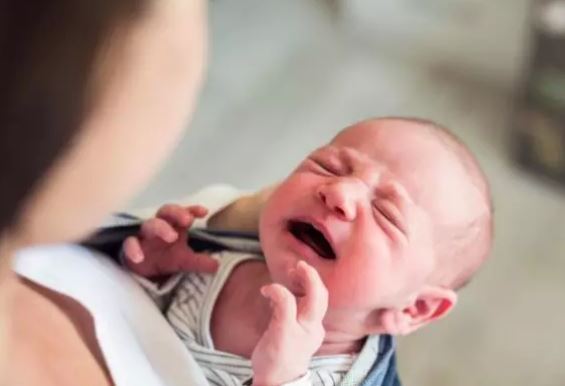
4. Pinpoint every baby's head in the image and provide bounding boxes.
[259,117,492,336]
